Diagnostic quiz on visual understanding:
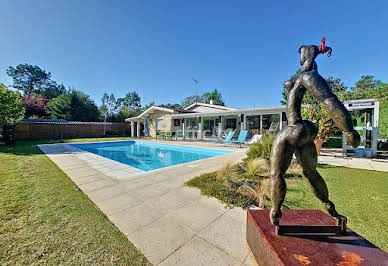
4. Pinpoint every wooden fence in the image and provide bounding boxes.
[15,122,132,140]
